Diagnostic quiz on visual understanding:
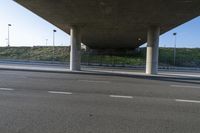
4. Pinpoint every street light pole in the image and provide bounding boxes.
[46,39,48,46]
[53,30,57,62]
[8,24,12,47]
[173,32,177,66]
